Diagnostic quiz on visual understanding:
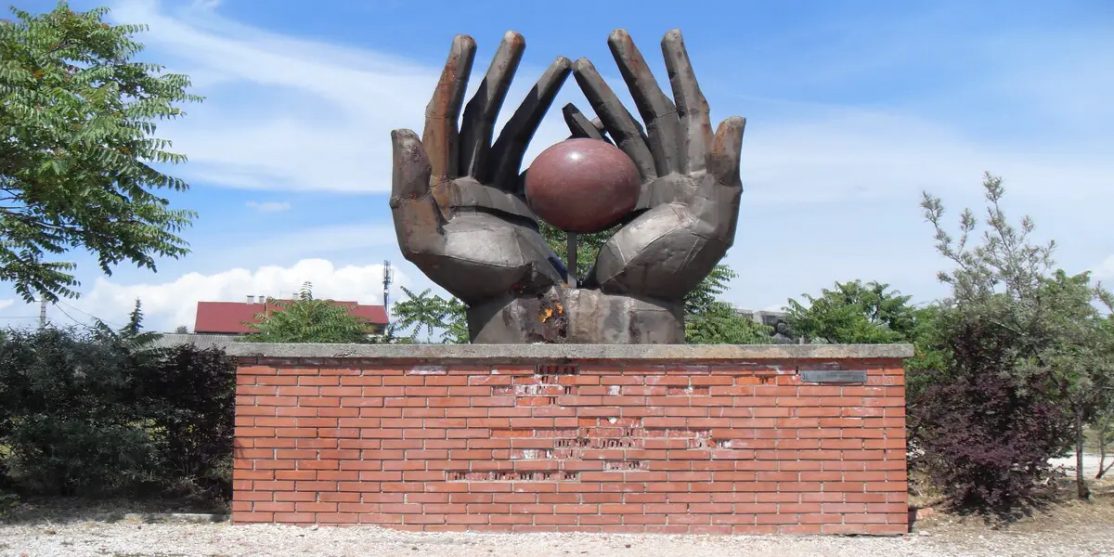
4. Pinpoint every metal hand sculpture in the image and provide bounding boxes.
[391,30,744,344]
[565,29,745,300]
[390,32,569,303]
